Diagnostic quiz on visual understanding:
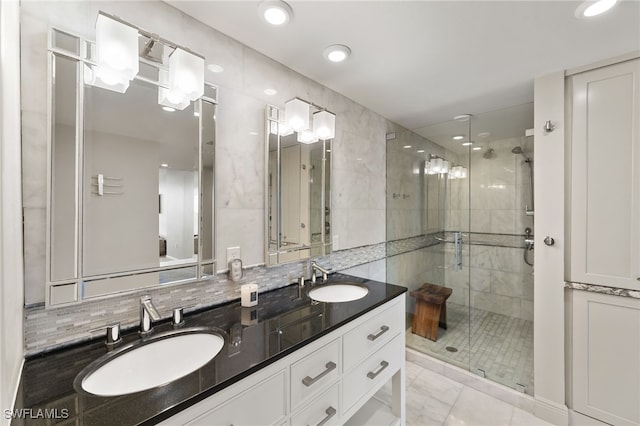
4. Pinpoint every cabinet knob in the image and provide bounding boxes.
[544,236,555,246]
